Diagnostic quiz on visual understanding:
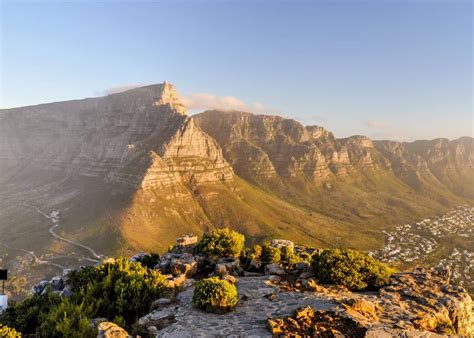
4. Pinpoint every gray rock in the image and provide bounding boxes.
[264,264,287,276]
[169,253,197,277]
[31,280,48,295]
[151,298,173,309]
[129,252,148,262]
[59,285,73,297]
[50,276,65,291]
[216,257,242,275]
